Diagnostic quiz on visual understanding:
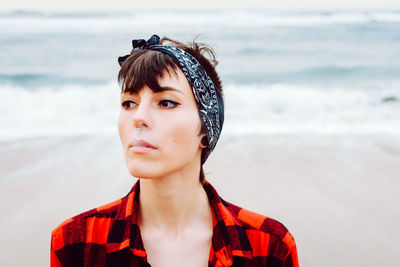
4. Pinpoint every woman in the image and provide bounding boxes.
[51,34,299,267]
